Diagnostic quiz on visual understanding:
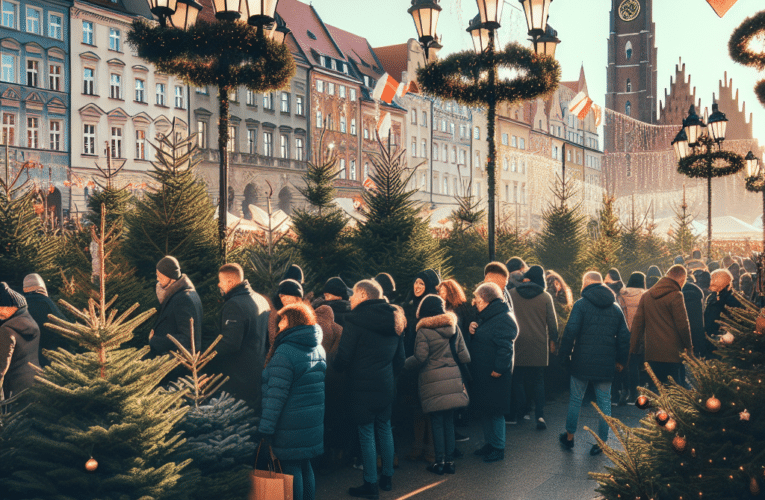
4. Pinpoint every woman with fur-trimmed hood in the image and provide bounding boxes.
[405,295,470,475]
